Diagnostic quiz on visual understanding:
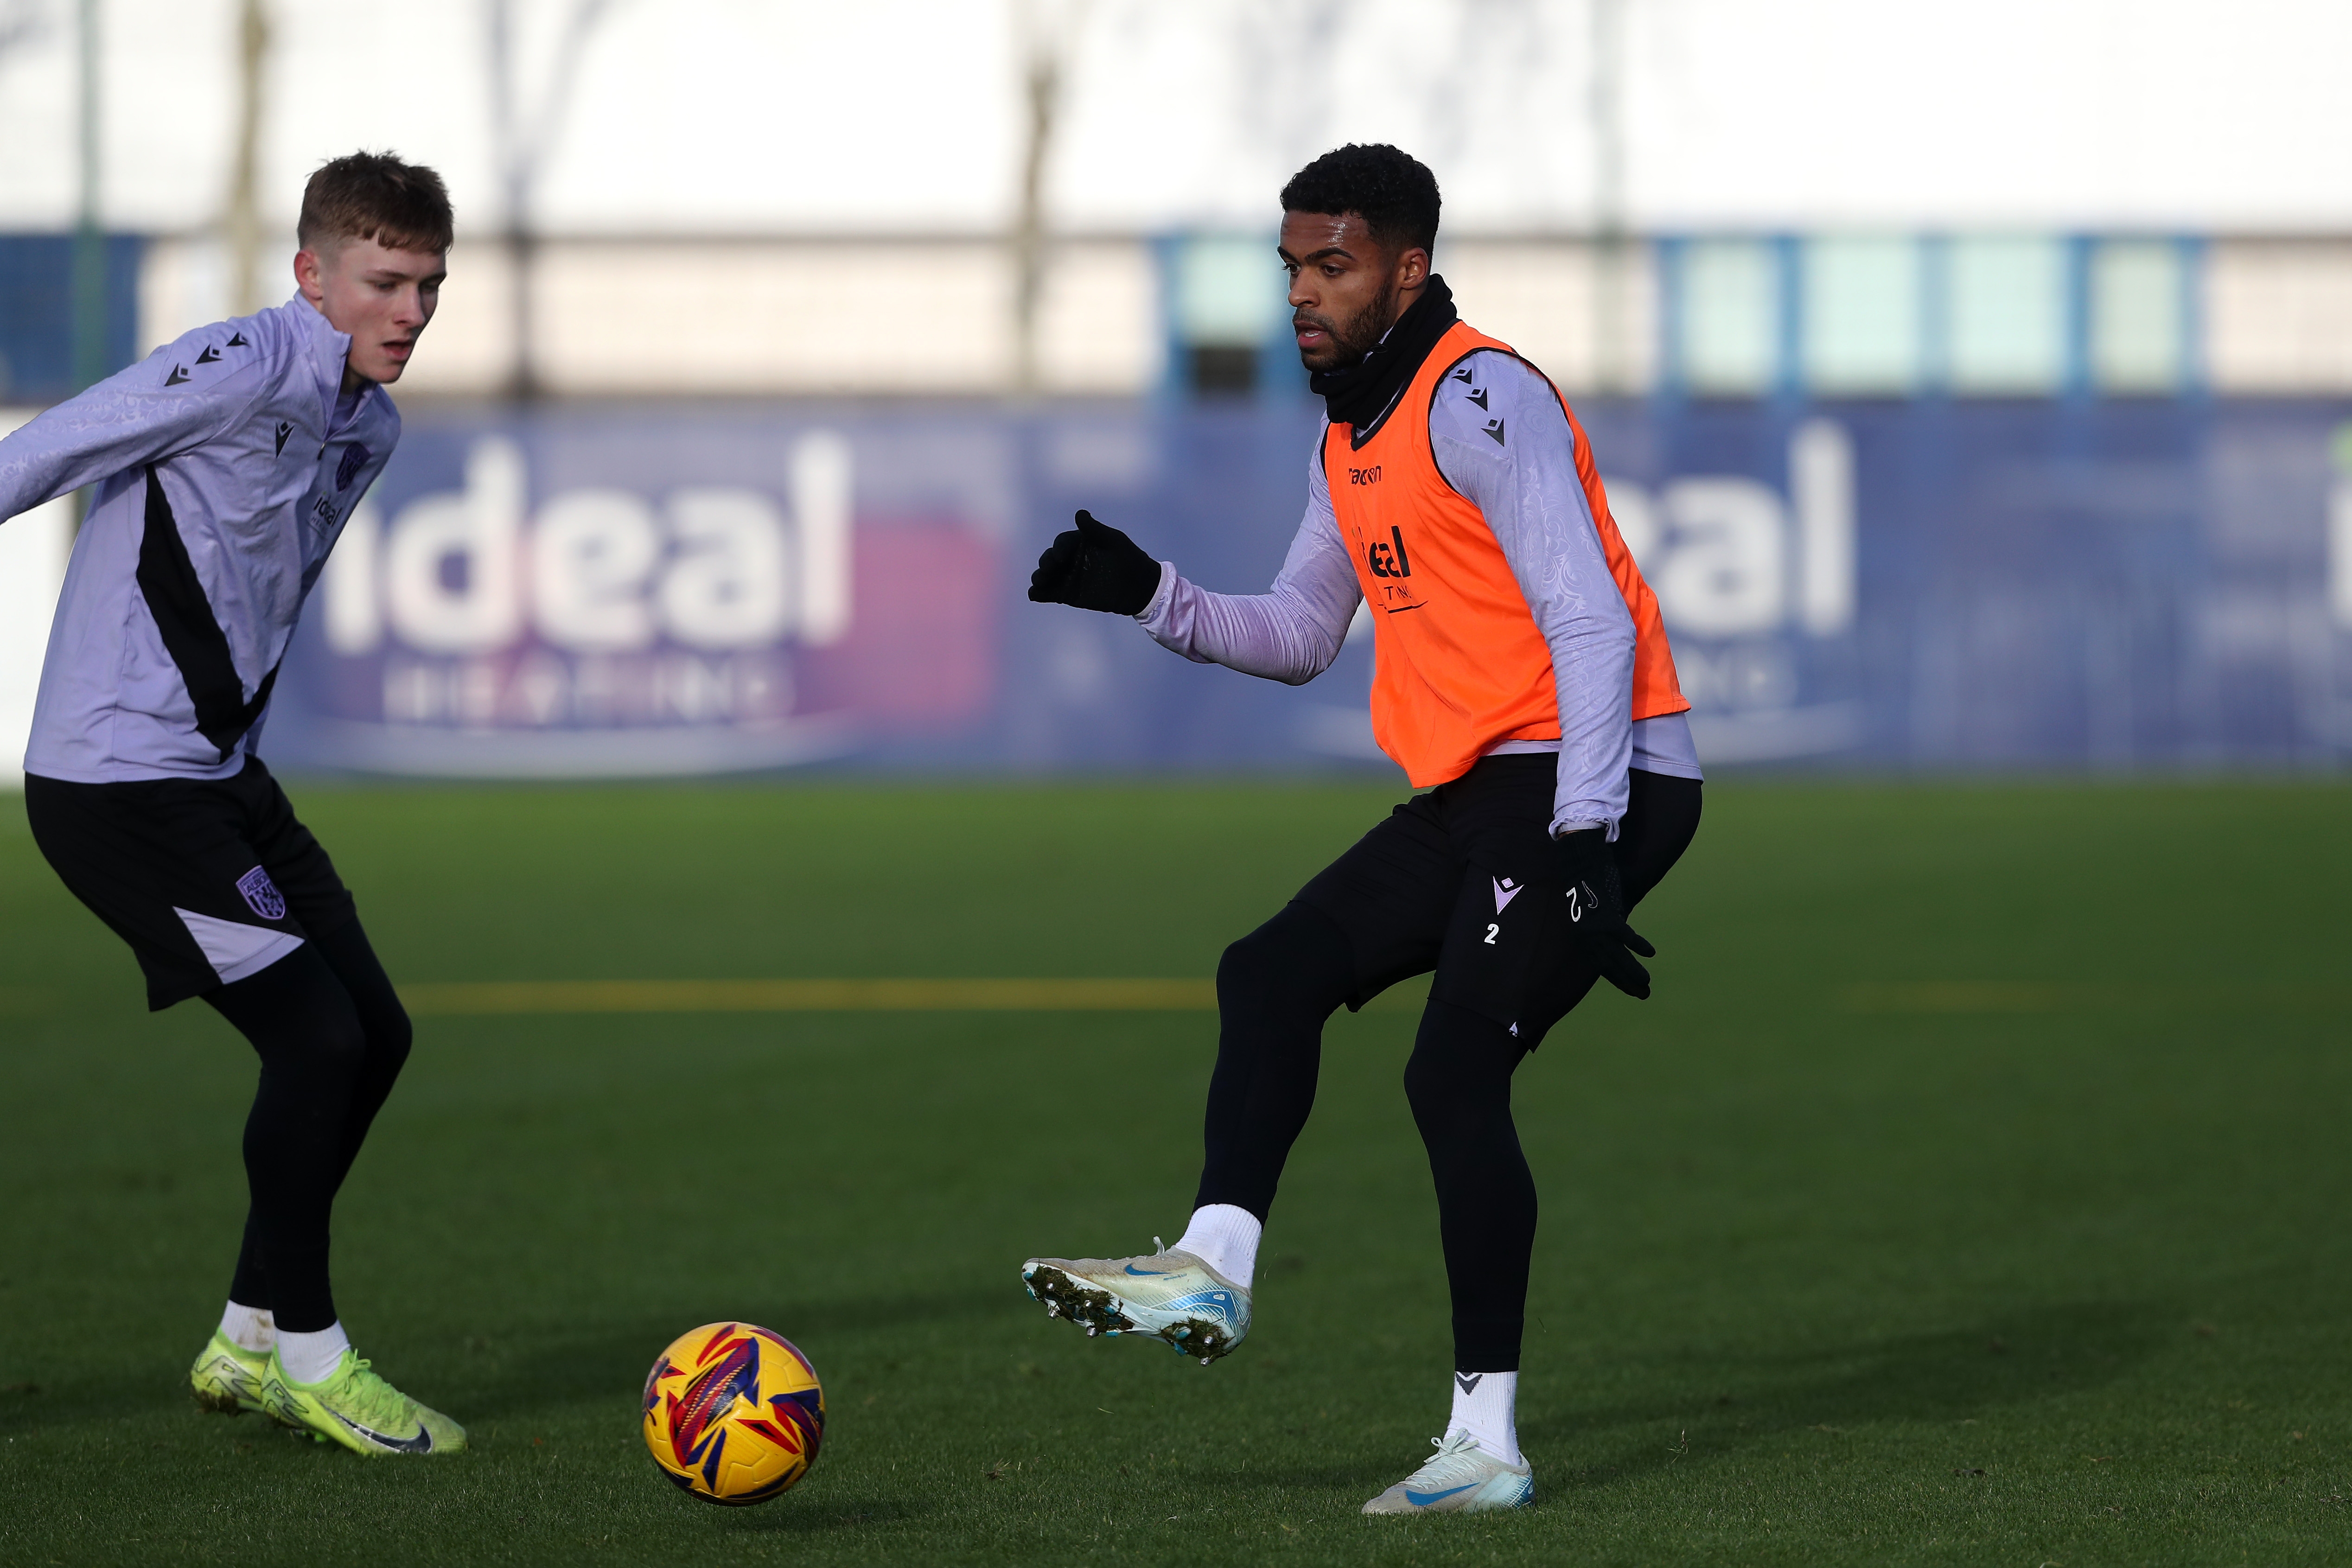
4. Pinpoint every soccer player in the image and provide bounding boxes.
[1020,144,1702,1513]
[0,153,464,1456]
